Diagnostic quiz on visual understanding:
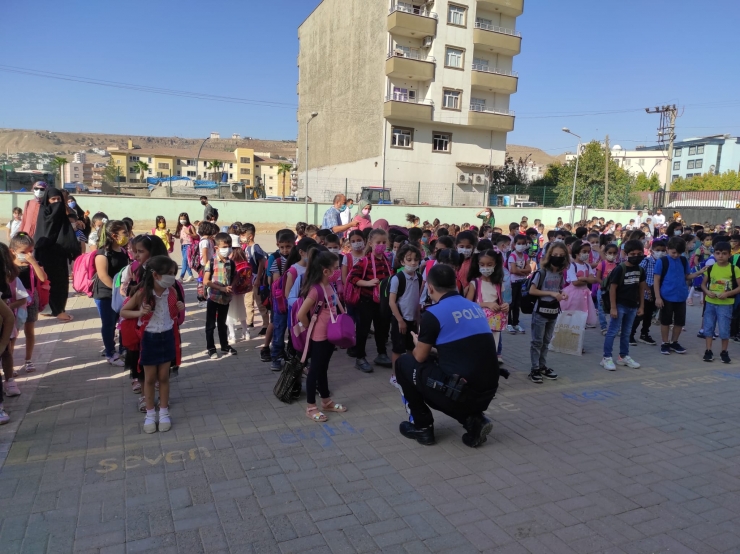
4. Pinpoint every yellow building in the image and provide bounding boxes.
[255,154,293,197]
